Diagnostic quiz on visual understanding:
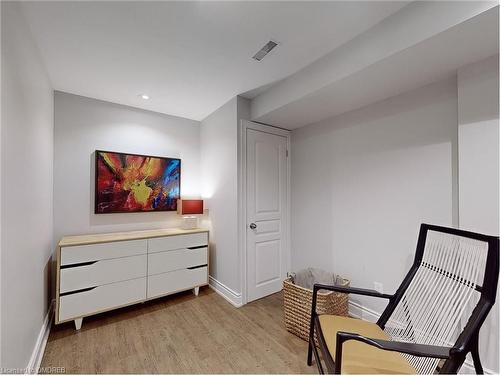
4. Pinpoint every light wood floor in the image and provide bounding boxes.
[42,288,316,373]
